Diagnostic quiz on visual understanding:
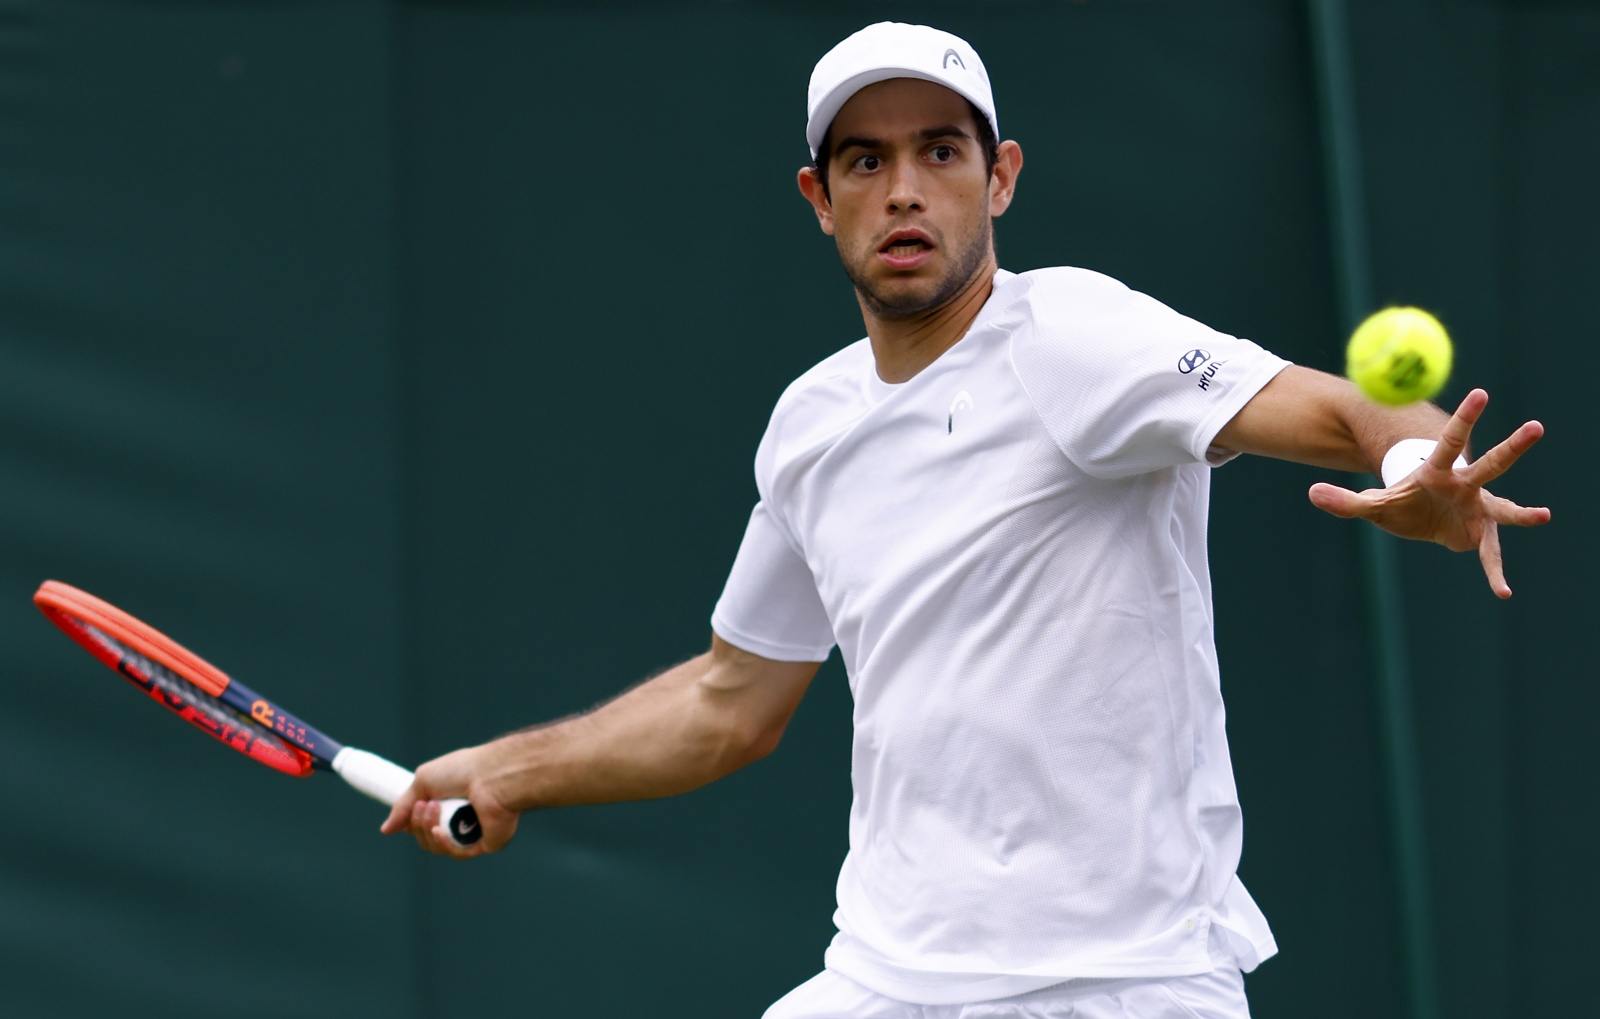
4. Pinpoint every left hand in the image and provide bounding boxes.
[1307,388,1550,598]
